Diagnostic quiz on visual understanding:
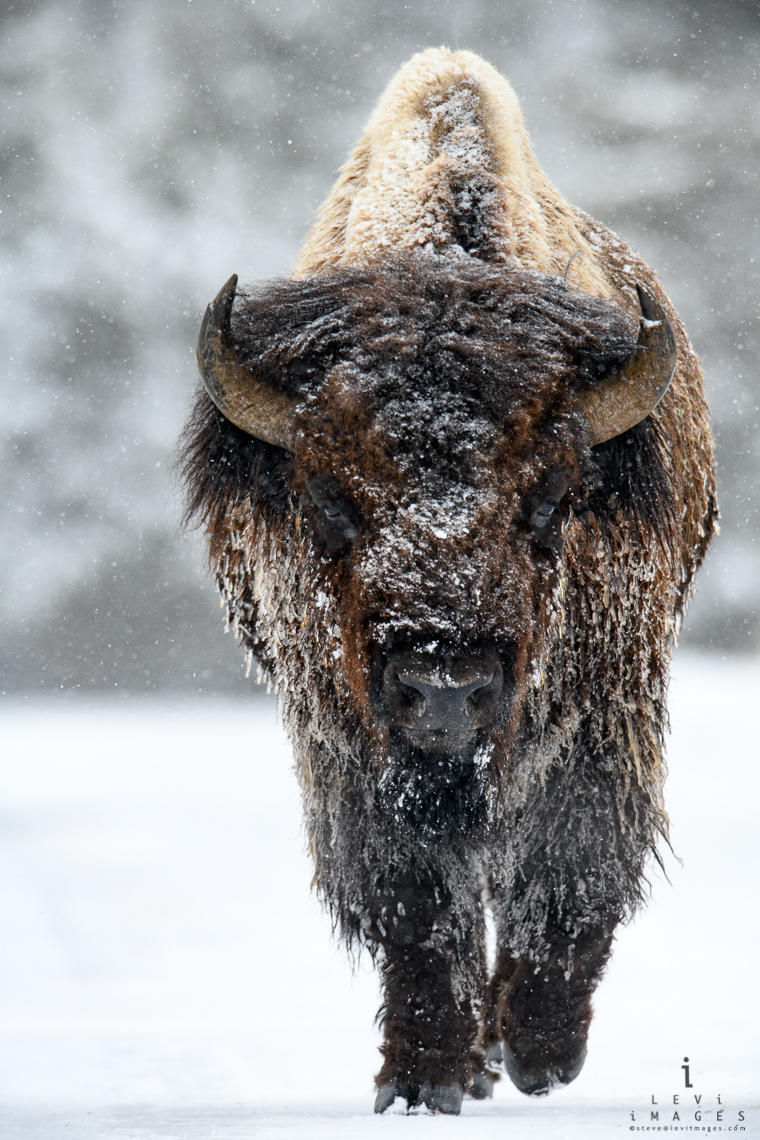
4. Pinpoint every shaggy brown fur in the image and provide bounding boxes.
[180,50,716,1113]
